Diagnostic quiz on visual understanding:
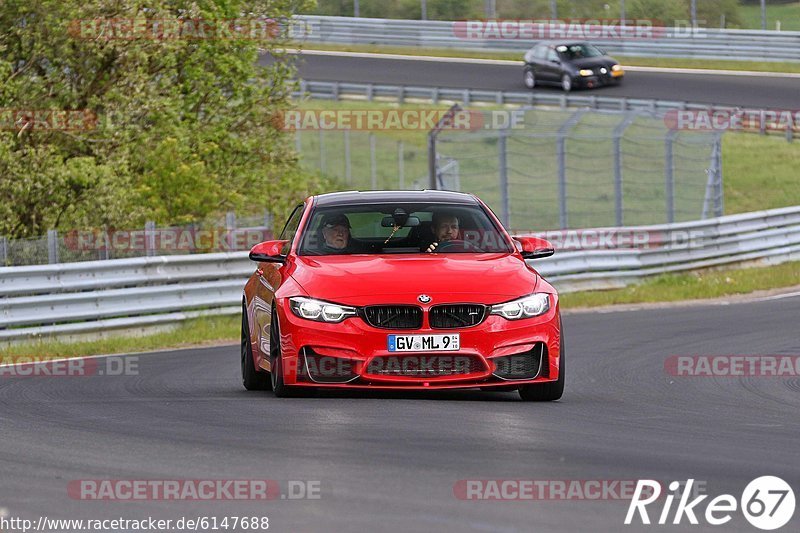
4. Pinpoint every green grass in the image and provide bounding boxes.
[723,132,800,213]
[740,2,800,31]
[0,315,239,360]
[561,260,800,308]
[294,42,800,74]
